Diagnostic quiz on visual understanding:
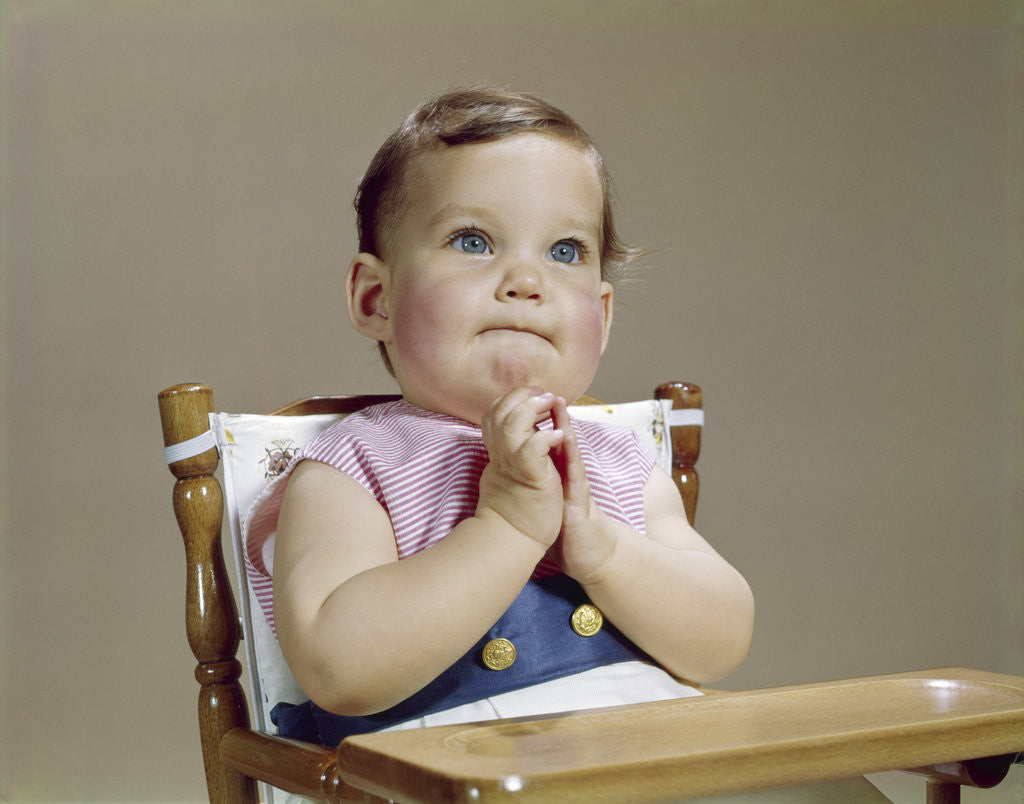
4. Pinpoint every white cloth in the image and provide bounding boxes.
[384,660,702,732]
